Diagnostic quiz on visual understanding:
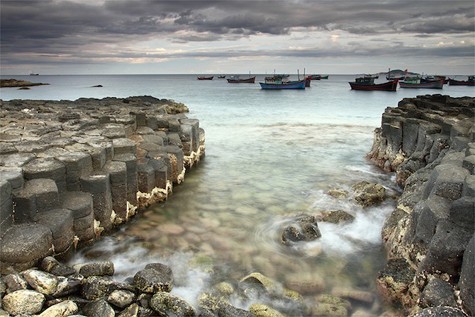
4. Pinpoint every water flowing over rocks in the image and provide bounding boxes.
[0,96,205,272]
[367,94,474,316]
